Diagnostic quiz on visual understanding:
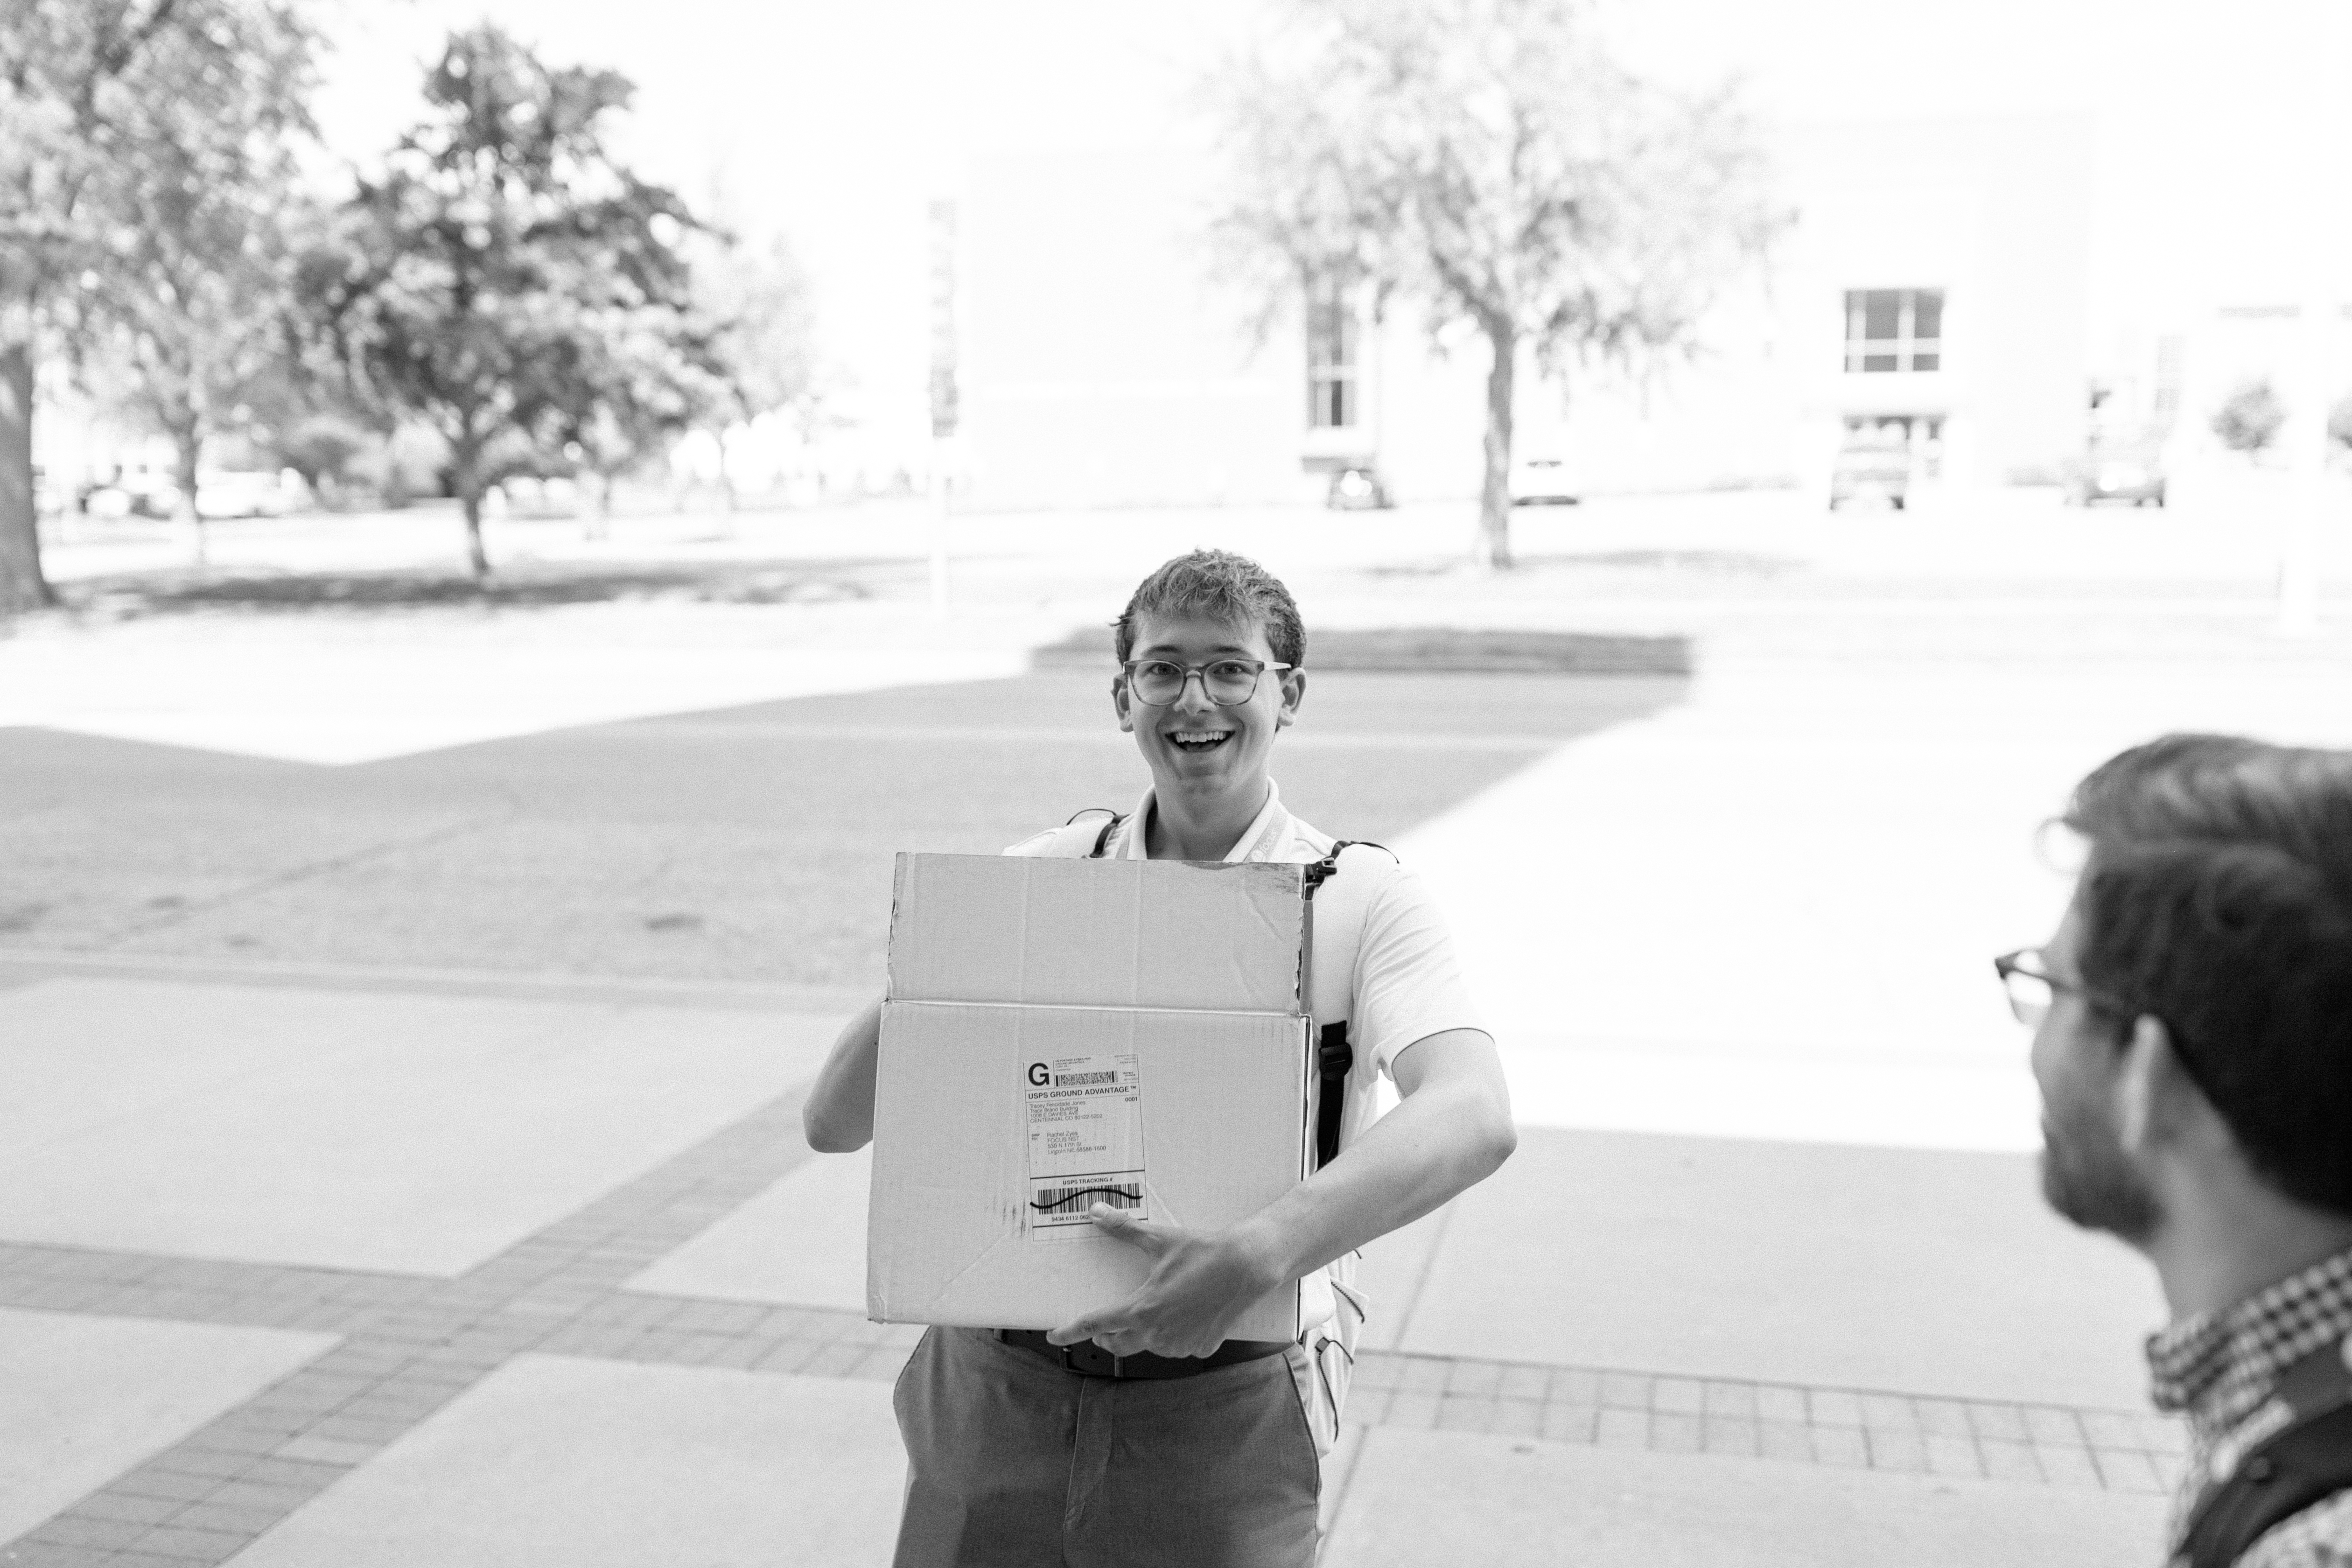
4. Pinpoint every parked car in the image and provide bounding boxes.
[2060,448,2166,508]
[81,481,175,519]
[1324,463,1393,511]
[81,484,135,519]
[195,469,303,519]
[32,465,68,518]
[1509,455,1580,506]
[1828,428,1911,511]
[116,471,184,518]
